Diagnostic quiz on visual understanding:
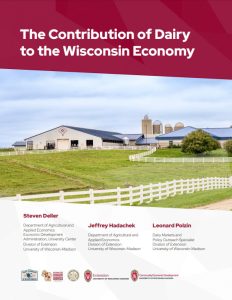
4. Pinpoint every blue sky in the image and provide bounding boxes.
[0,69,231,147]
